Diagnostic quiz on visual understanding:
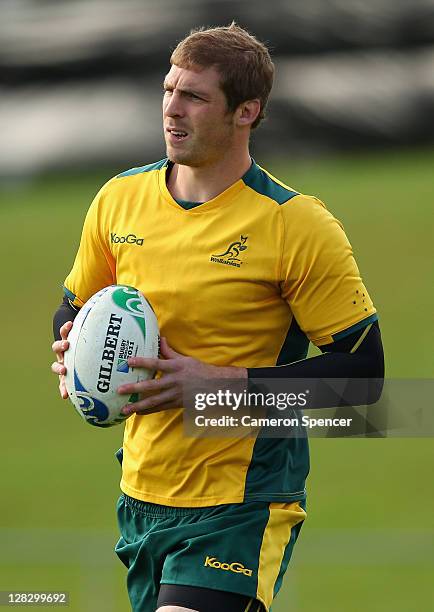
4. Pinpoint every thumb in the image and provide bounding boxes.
[159,336,182,359]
